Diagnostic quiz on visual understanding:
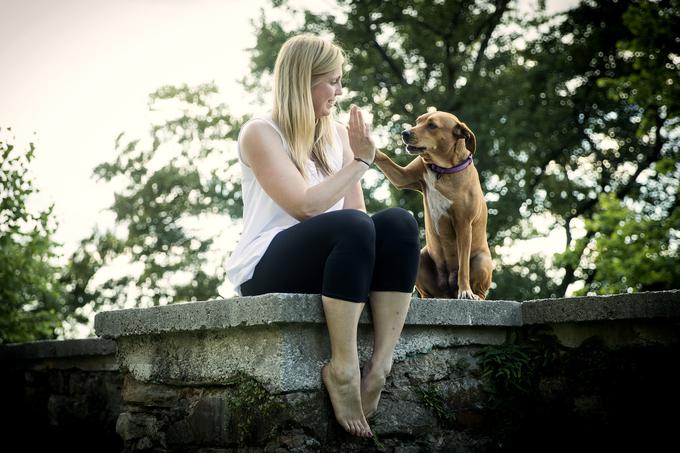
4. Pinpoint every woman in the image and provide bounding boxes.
[226,34,420,438]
